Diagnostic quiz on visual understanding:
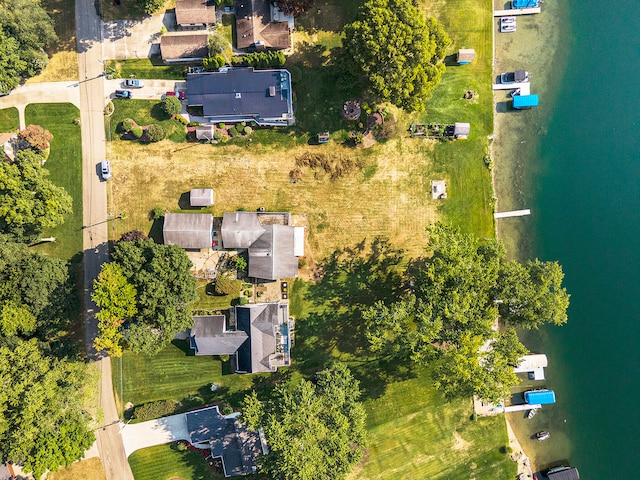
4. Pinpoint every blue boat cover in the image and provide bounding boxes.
[512,0,539,8]
[525,389,556,405]
[513,94,539,108]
